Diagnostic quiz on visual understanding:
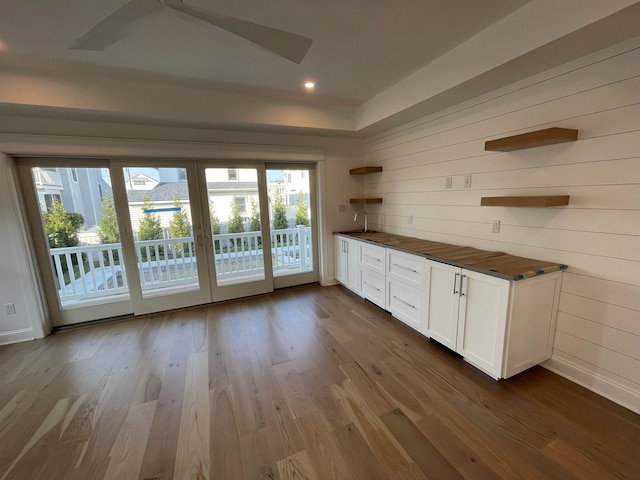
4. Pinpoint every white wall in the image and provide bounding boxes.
[363,38,640,413]
[0,154,48,344]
